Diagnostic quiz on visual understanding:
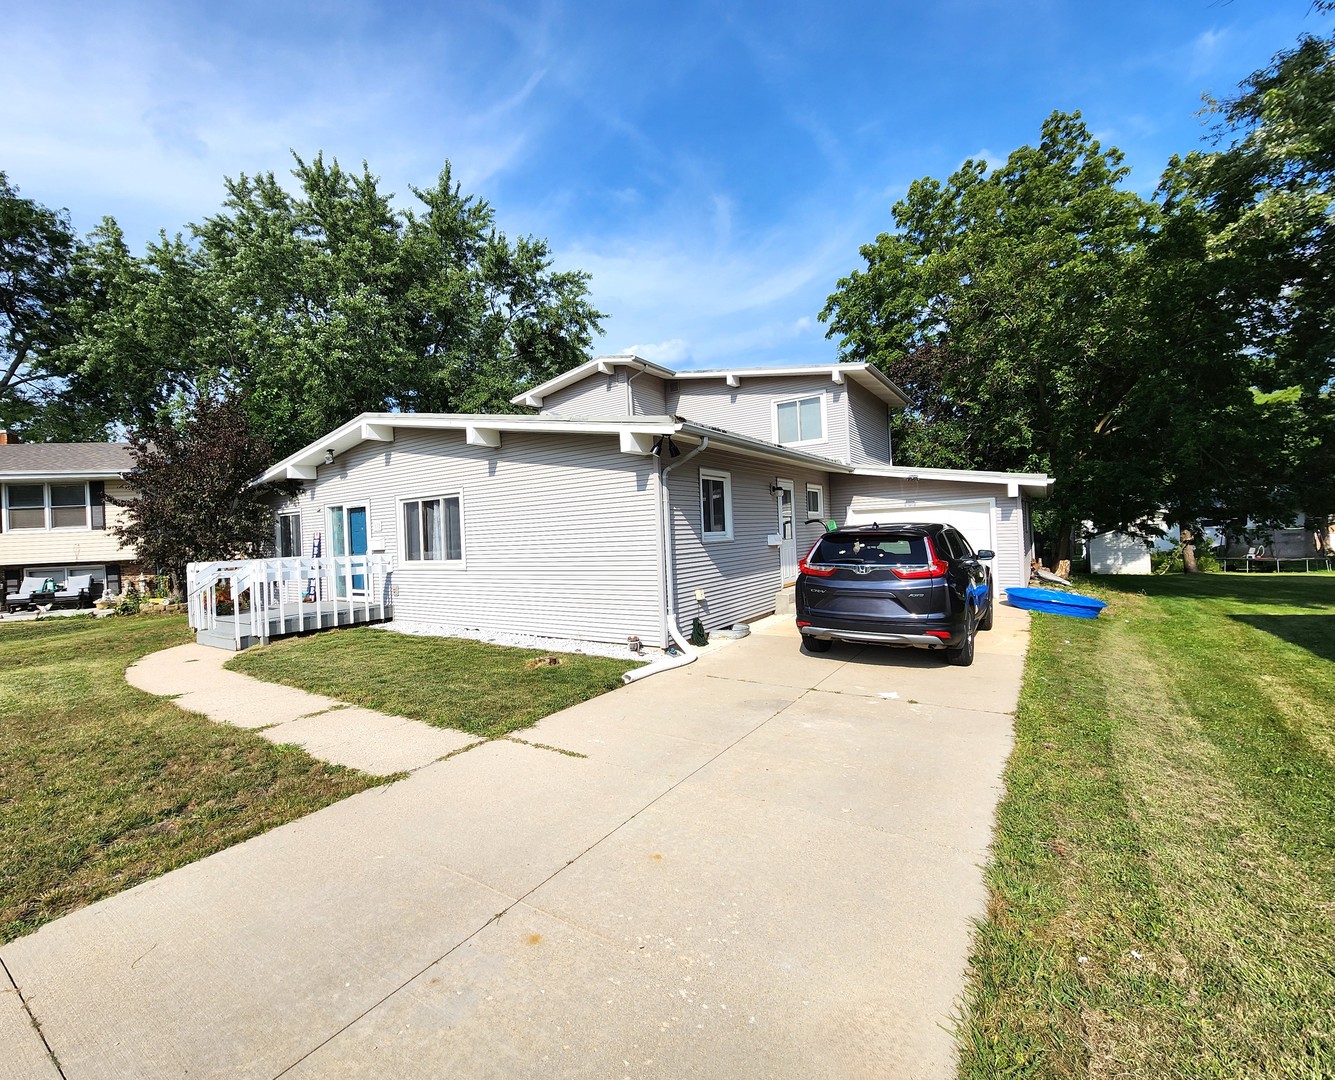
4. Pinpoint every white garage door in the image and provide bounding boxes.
[842,499,997,556]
